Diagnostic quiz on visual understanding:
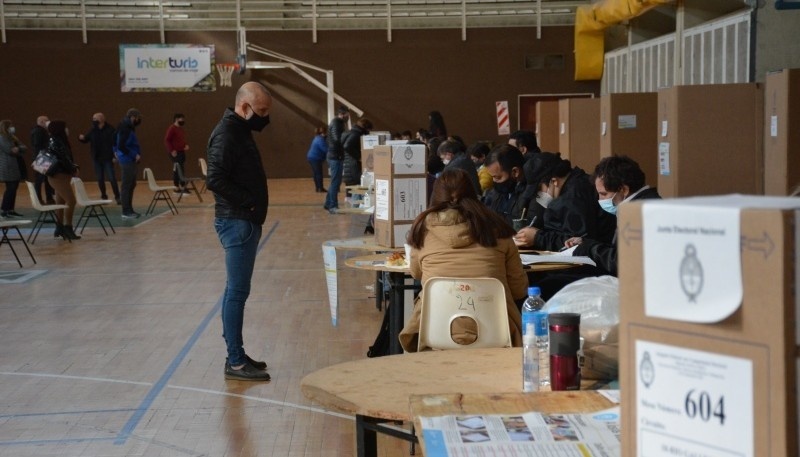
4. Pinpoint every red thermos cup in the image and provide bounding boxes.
[549,312,581,391]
